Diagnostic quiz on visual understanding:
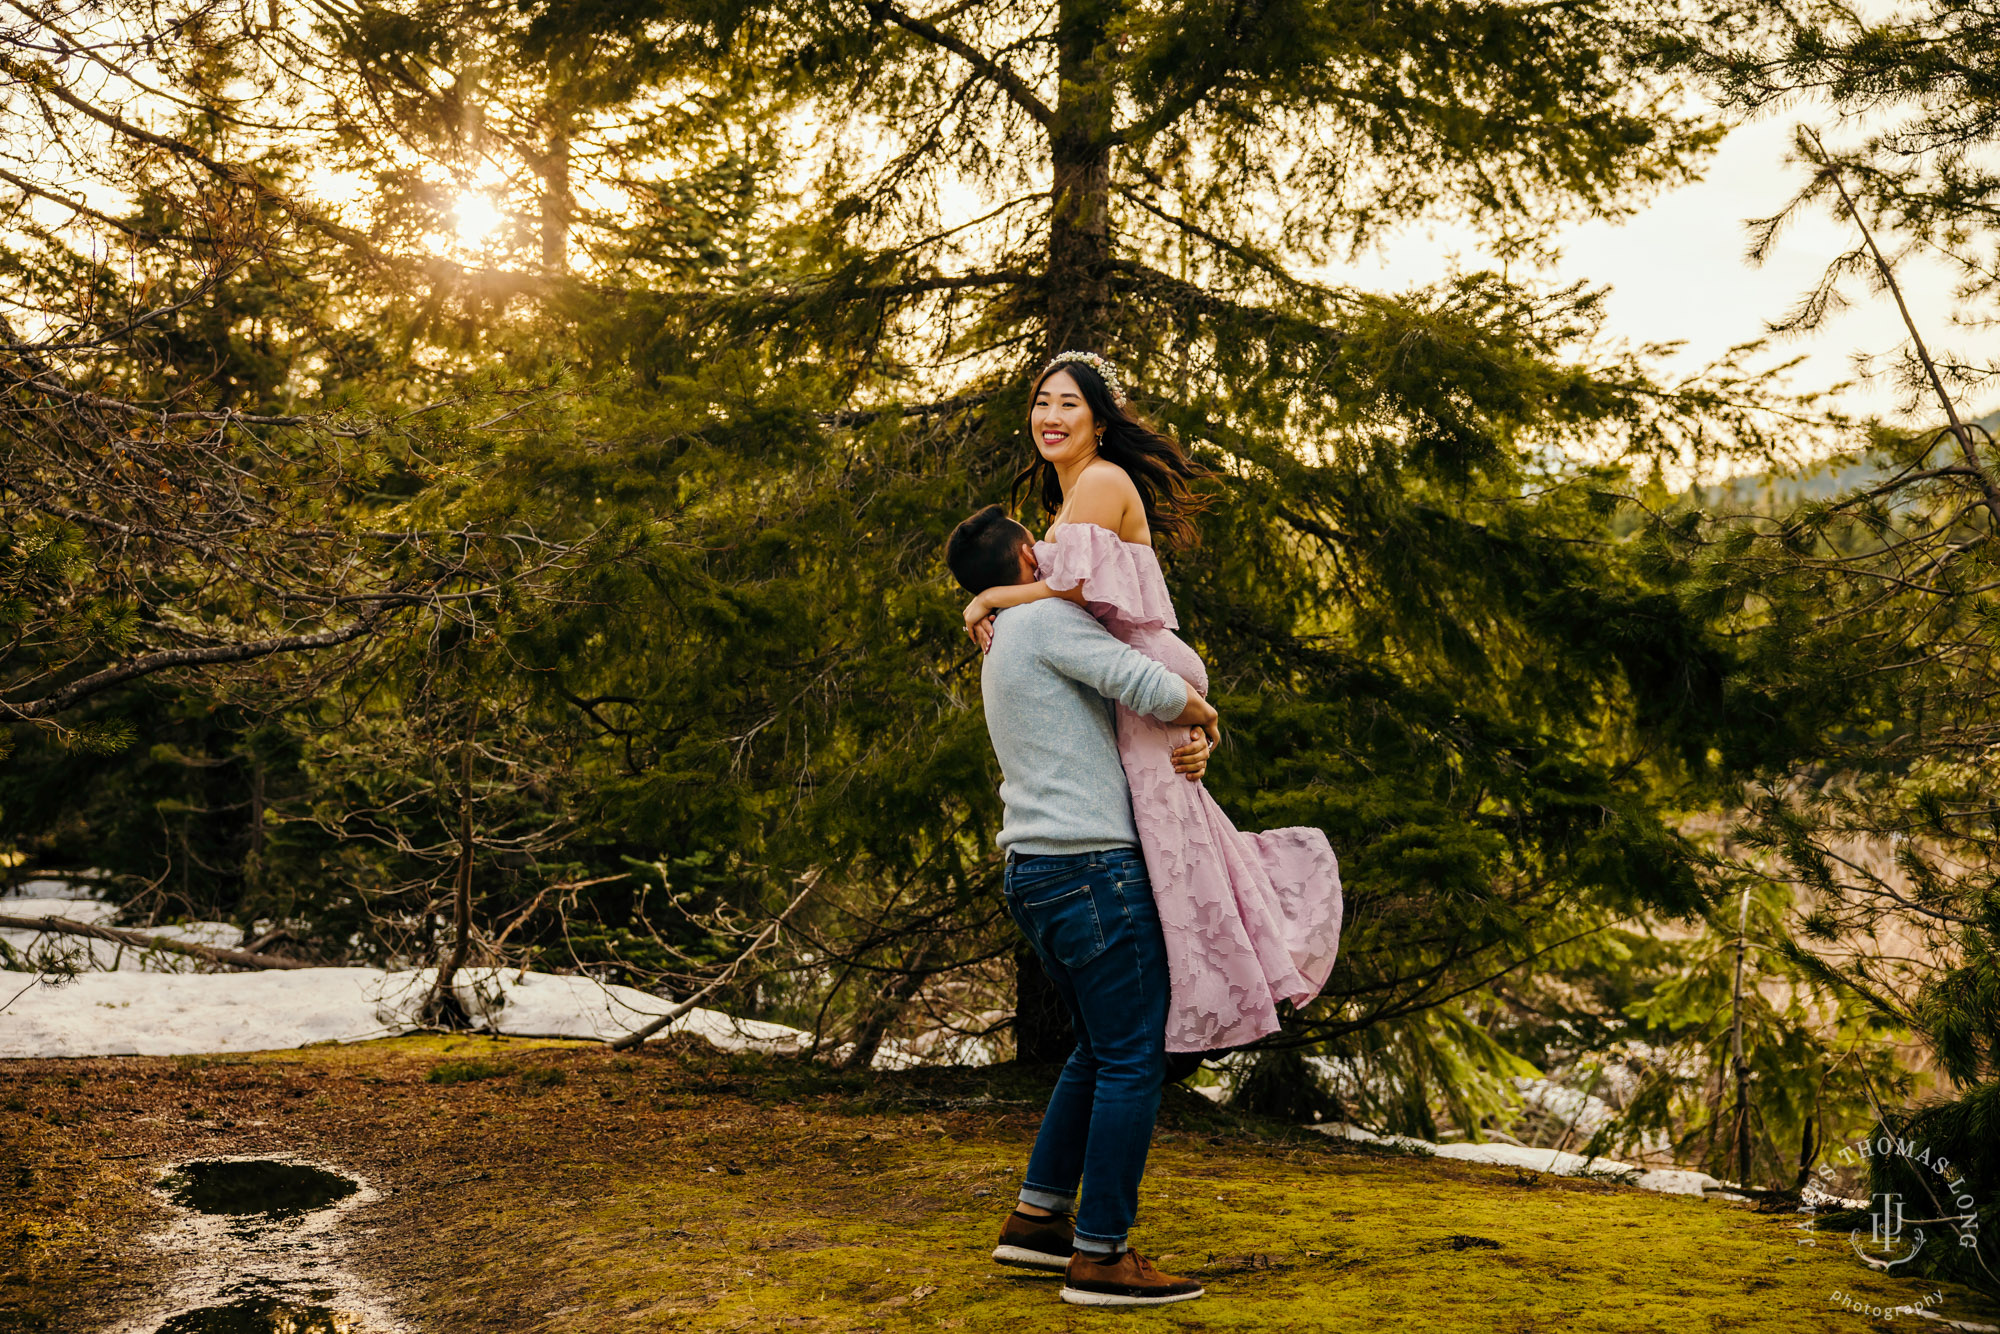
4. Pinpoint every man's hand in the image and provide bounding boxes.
[1170,728,1213,784]
[963,593,996,654]
[1171,682,1219,750]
